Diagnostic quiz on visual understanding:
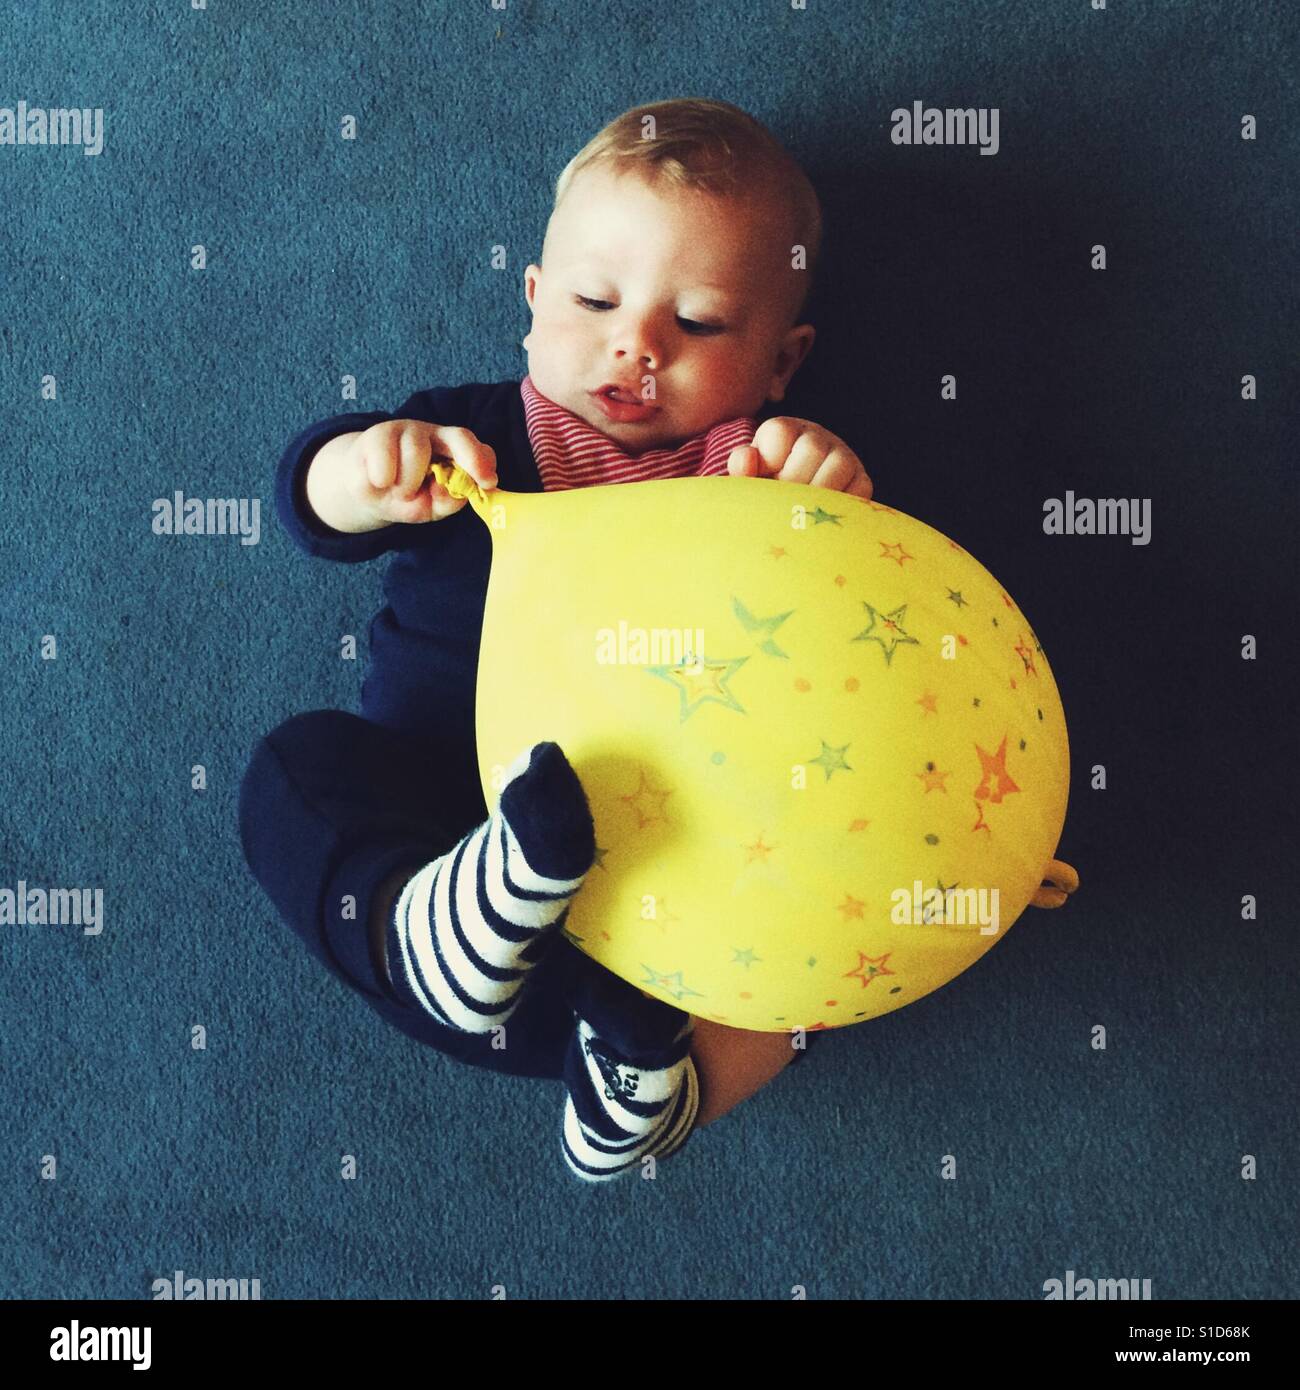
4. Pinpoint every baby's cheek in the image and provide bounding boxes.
[700,344,751,385]
[530,323,584,376]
